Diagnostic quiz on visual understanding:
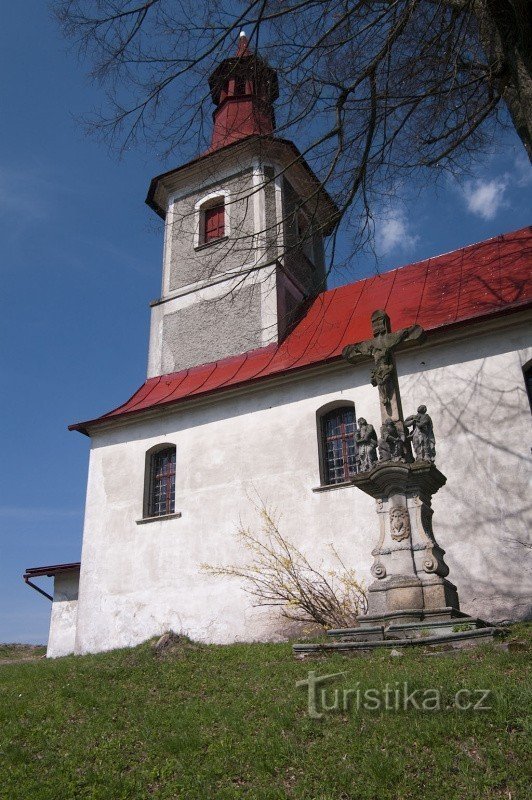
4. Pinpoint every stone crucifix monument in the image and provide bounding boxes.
[342,309,460,622]
[293,311,501,656]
